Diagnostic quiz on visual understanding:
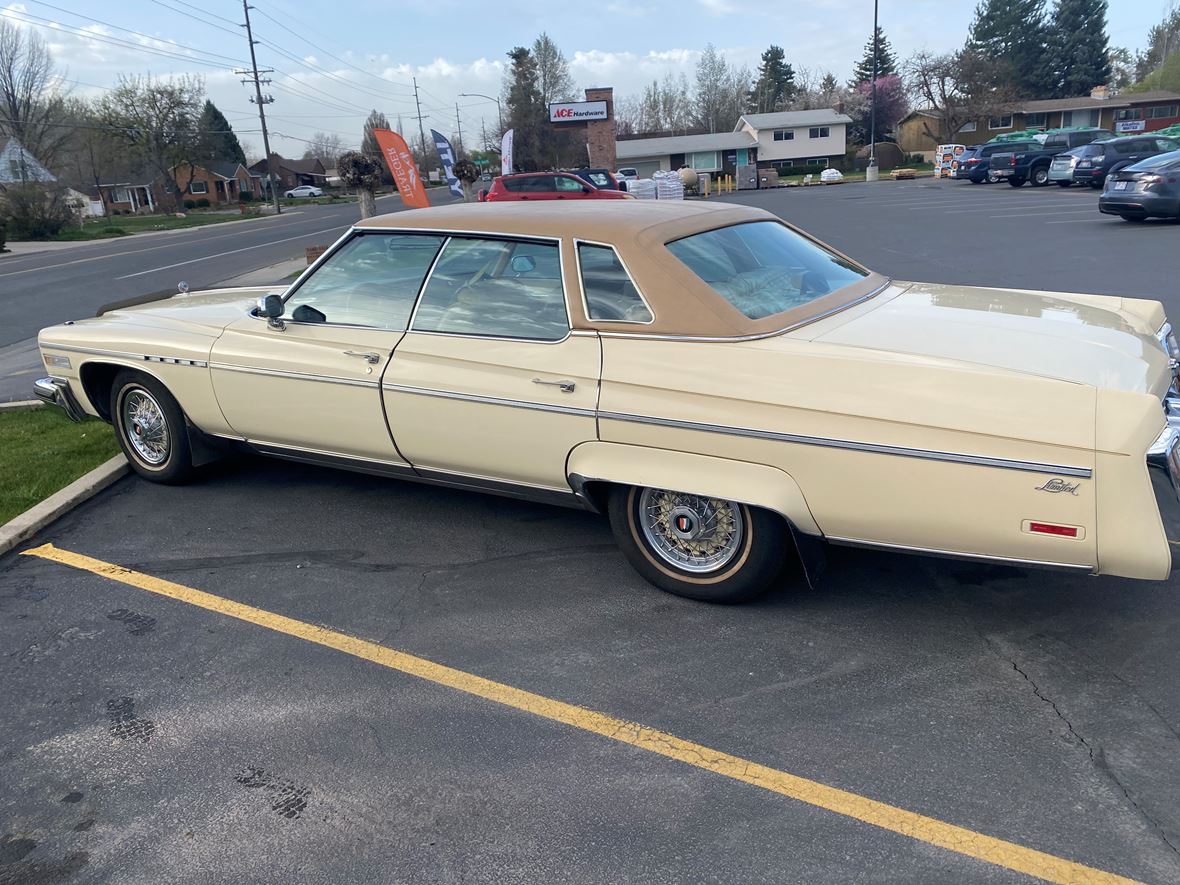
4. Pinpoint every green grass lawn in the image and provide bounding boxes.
[51,210,270,241]
[0,408,120,524]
